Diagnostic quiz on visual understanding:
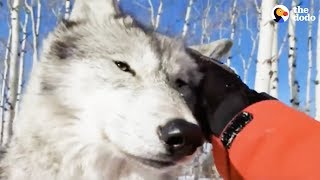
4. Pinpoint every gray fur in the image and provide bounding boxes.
[190,39,233,59]
[0,0,232,179]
